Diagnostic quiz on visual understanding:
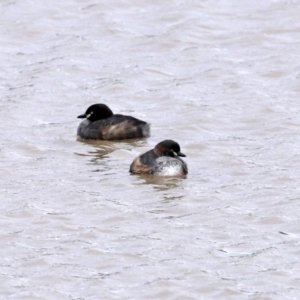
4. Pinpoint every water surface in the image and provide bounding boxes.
[1,0,300,299]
